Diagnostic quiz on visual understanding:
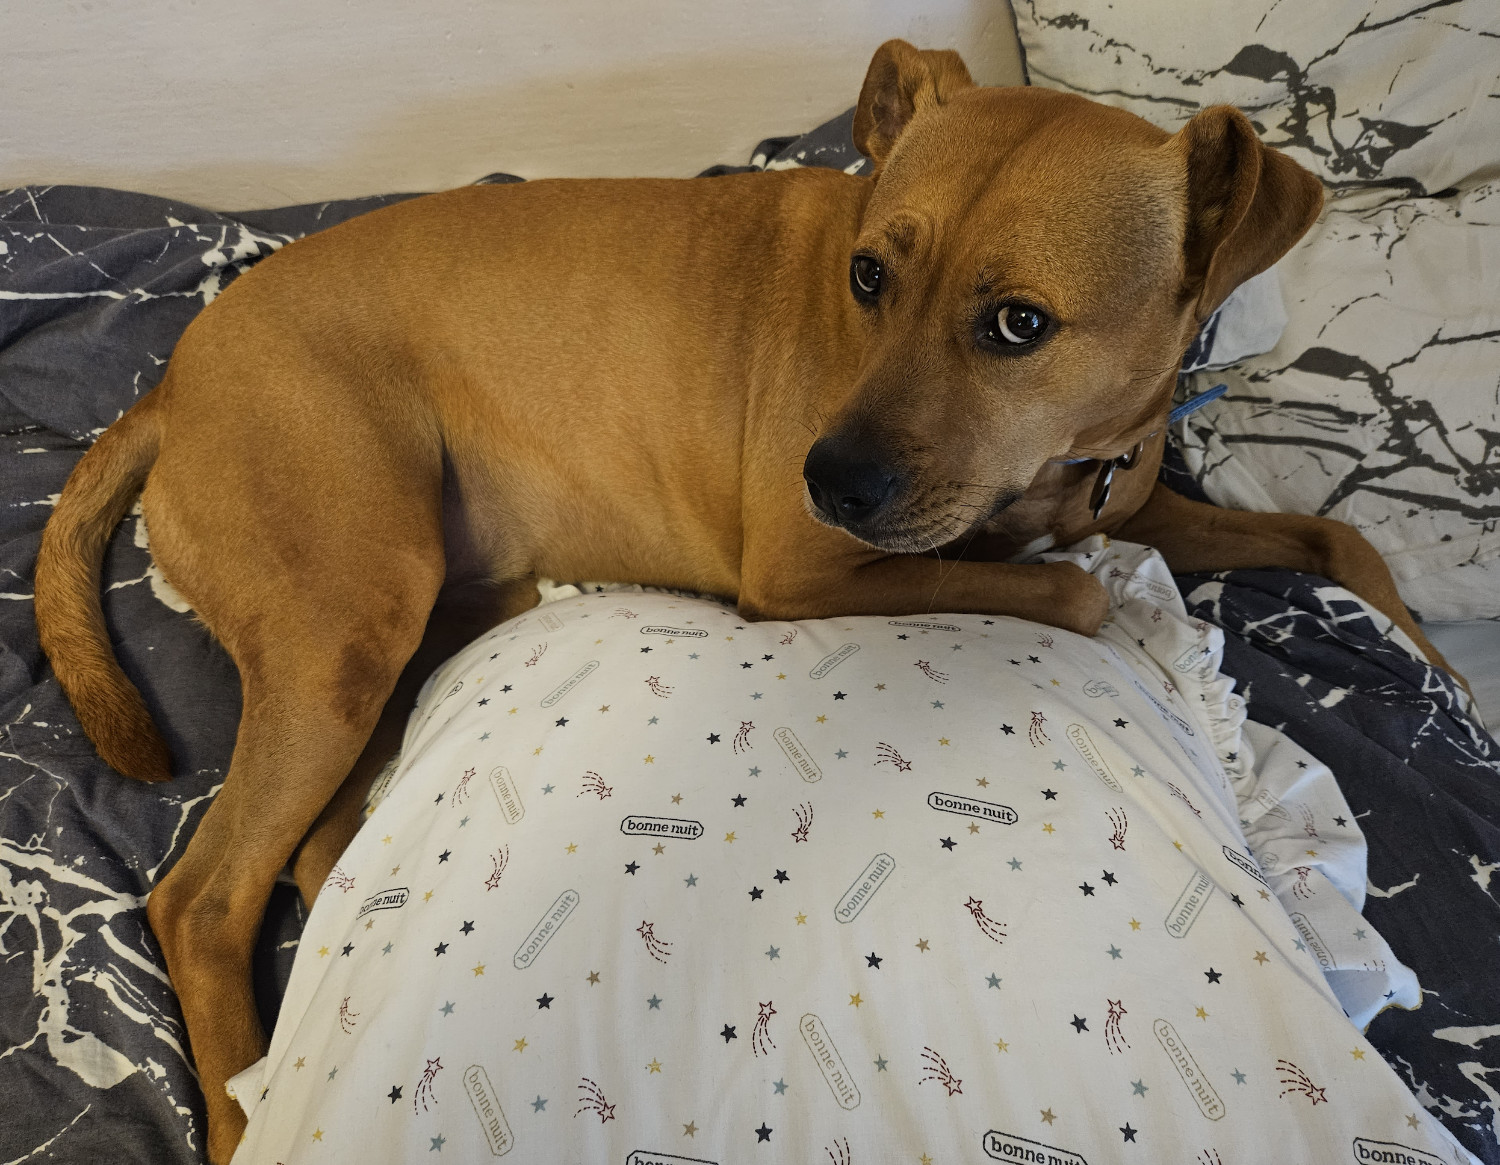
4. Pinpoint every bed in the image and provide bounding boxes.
[3,7,1498,1162]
